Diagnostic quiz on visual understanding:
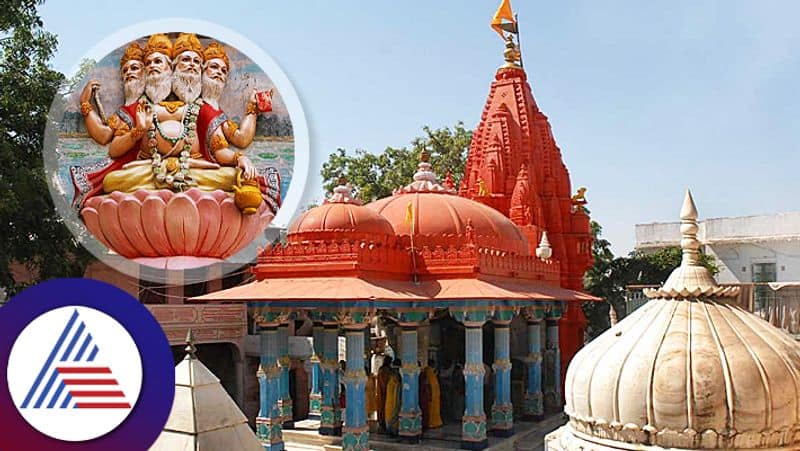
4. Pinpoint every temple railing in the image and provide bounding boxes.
[626,282,800,338]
